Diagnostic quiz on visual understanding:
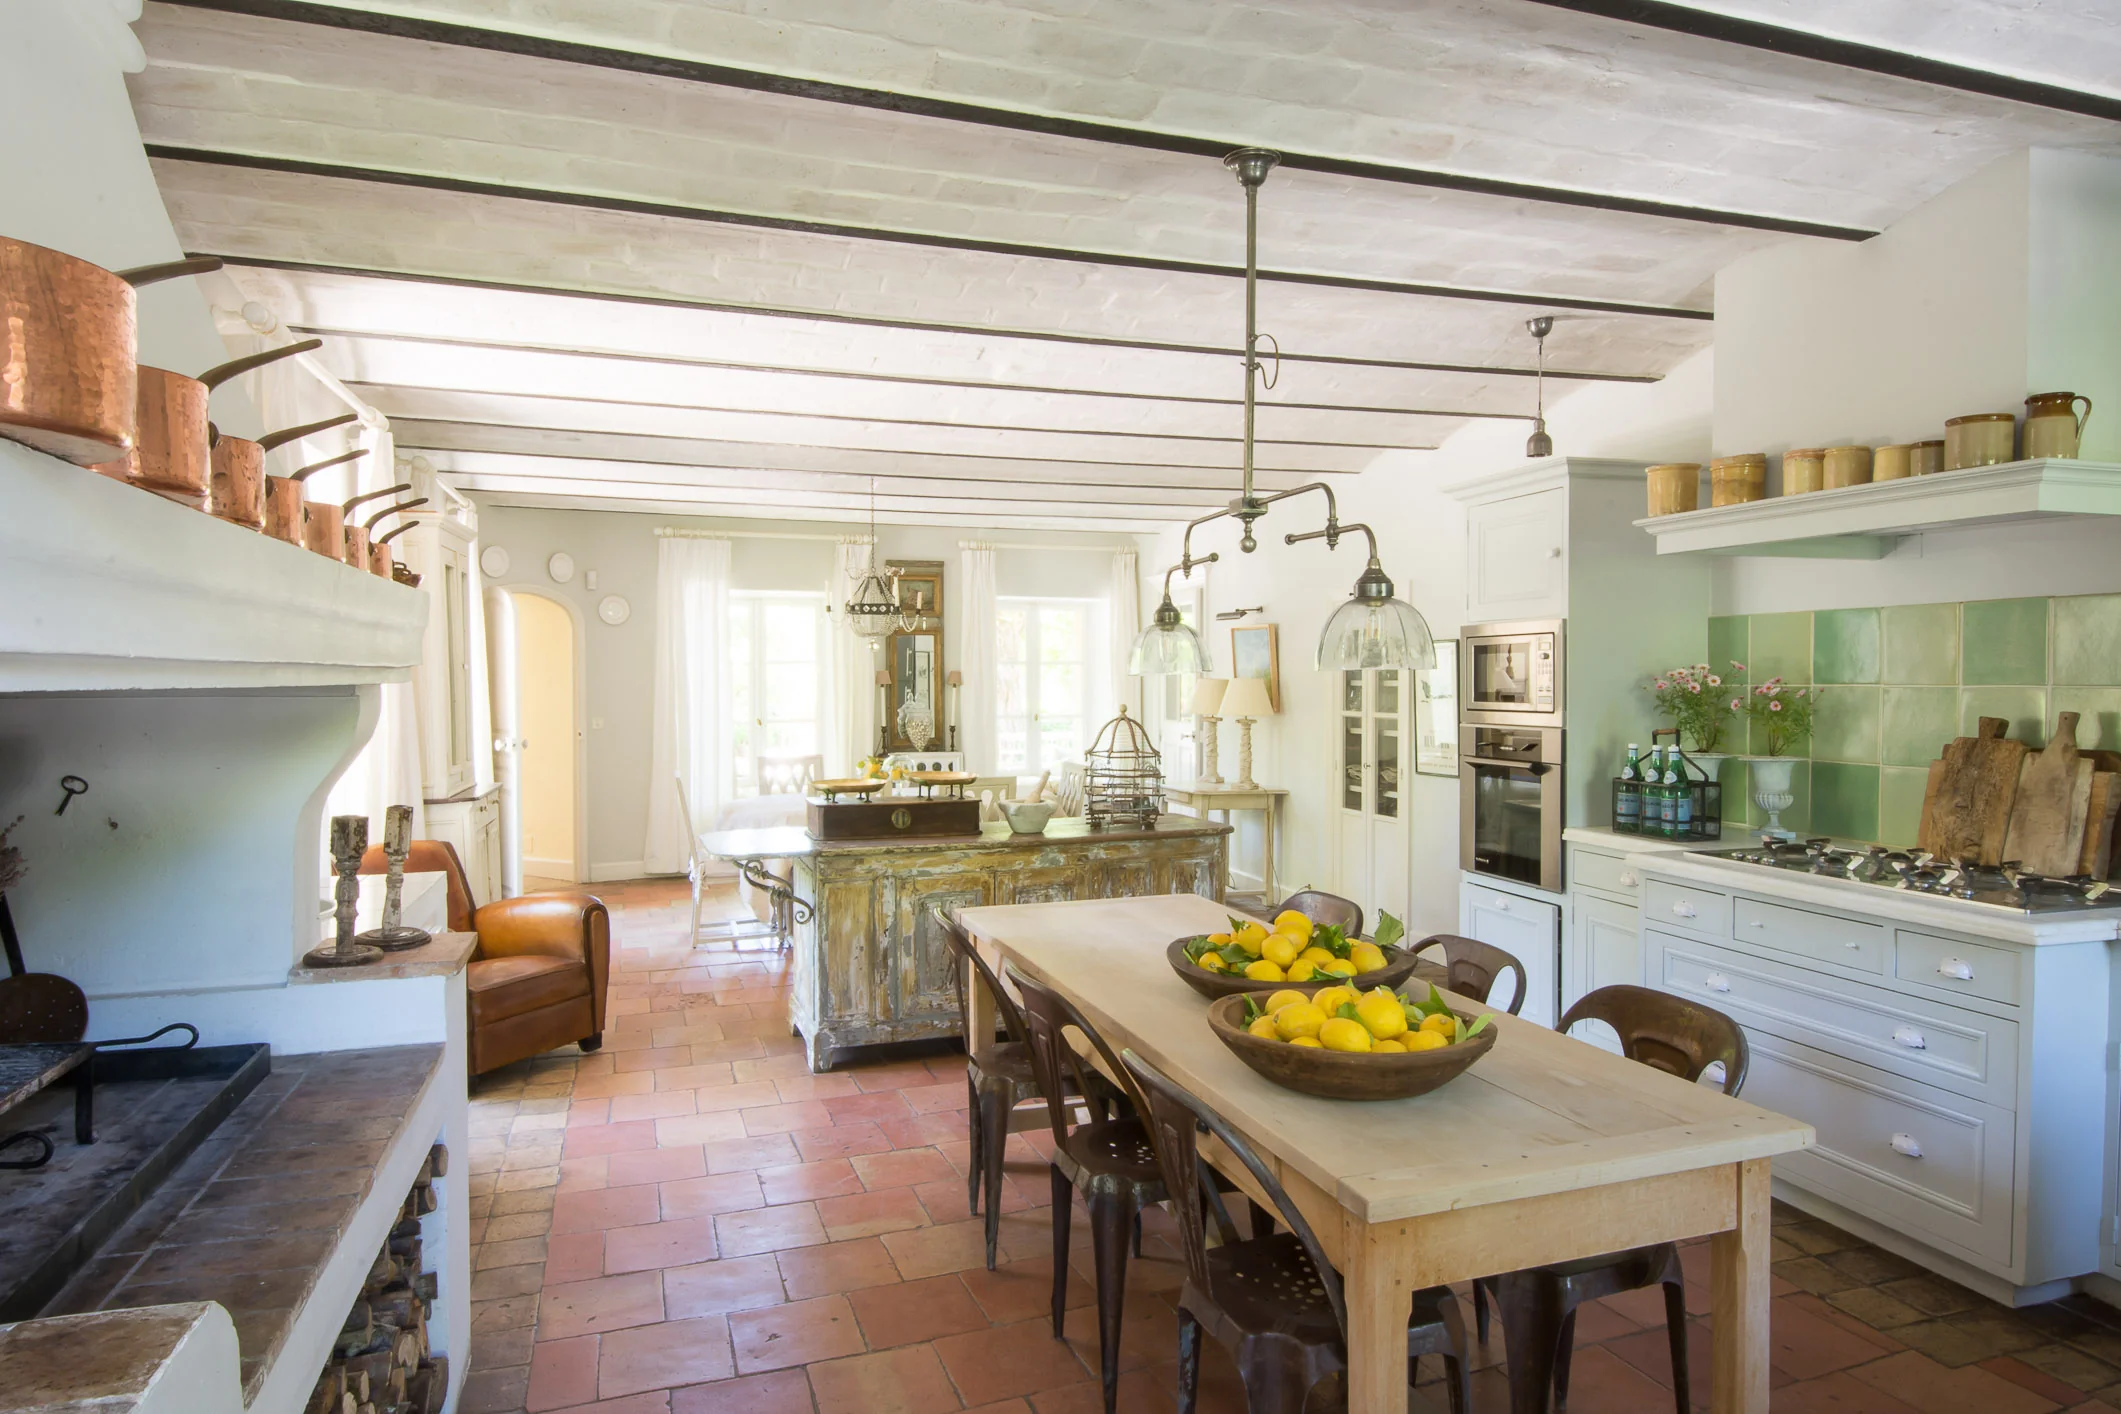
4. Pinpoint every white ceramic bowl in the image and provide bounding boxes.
[1002,800,1056,834]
